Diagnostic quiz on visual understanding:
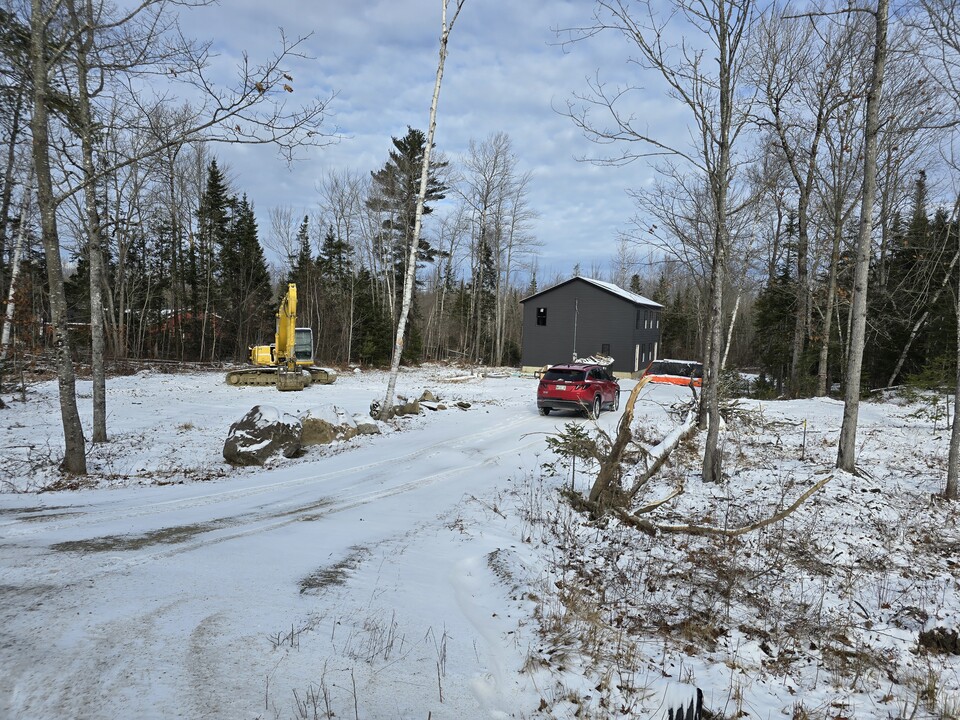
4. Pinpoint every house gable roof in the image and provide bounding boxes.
[520,276,663,308]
